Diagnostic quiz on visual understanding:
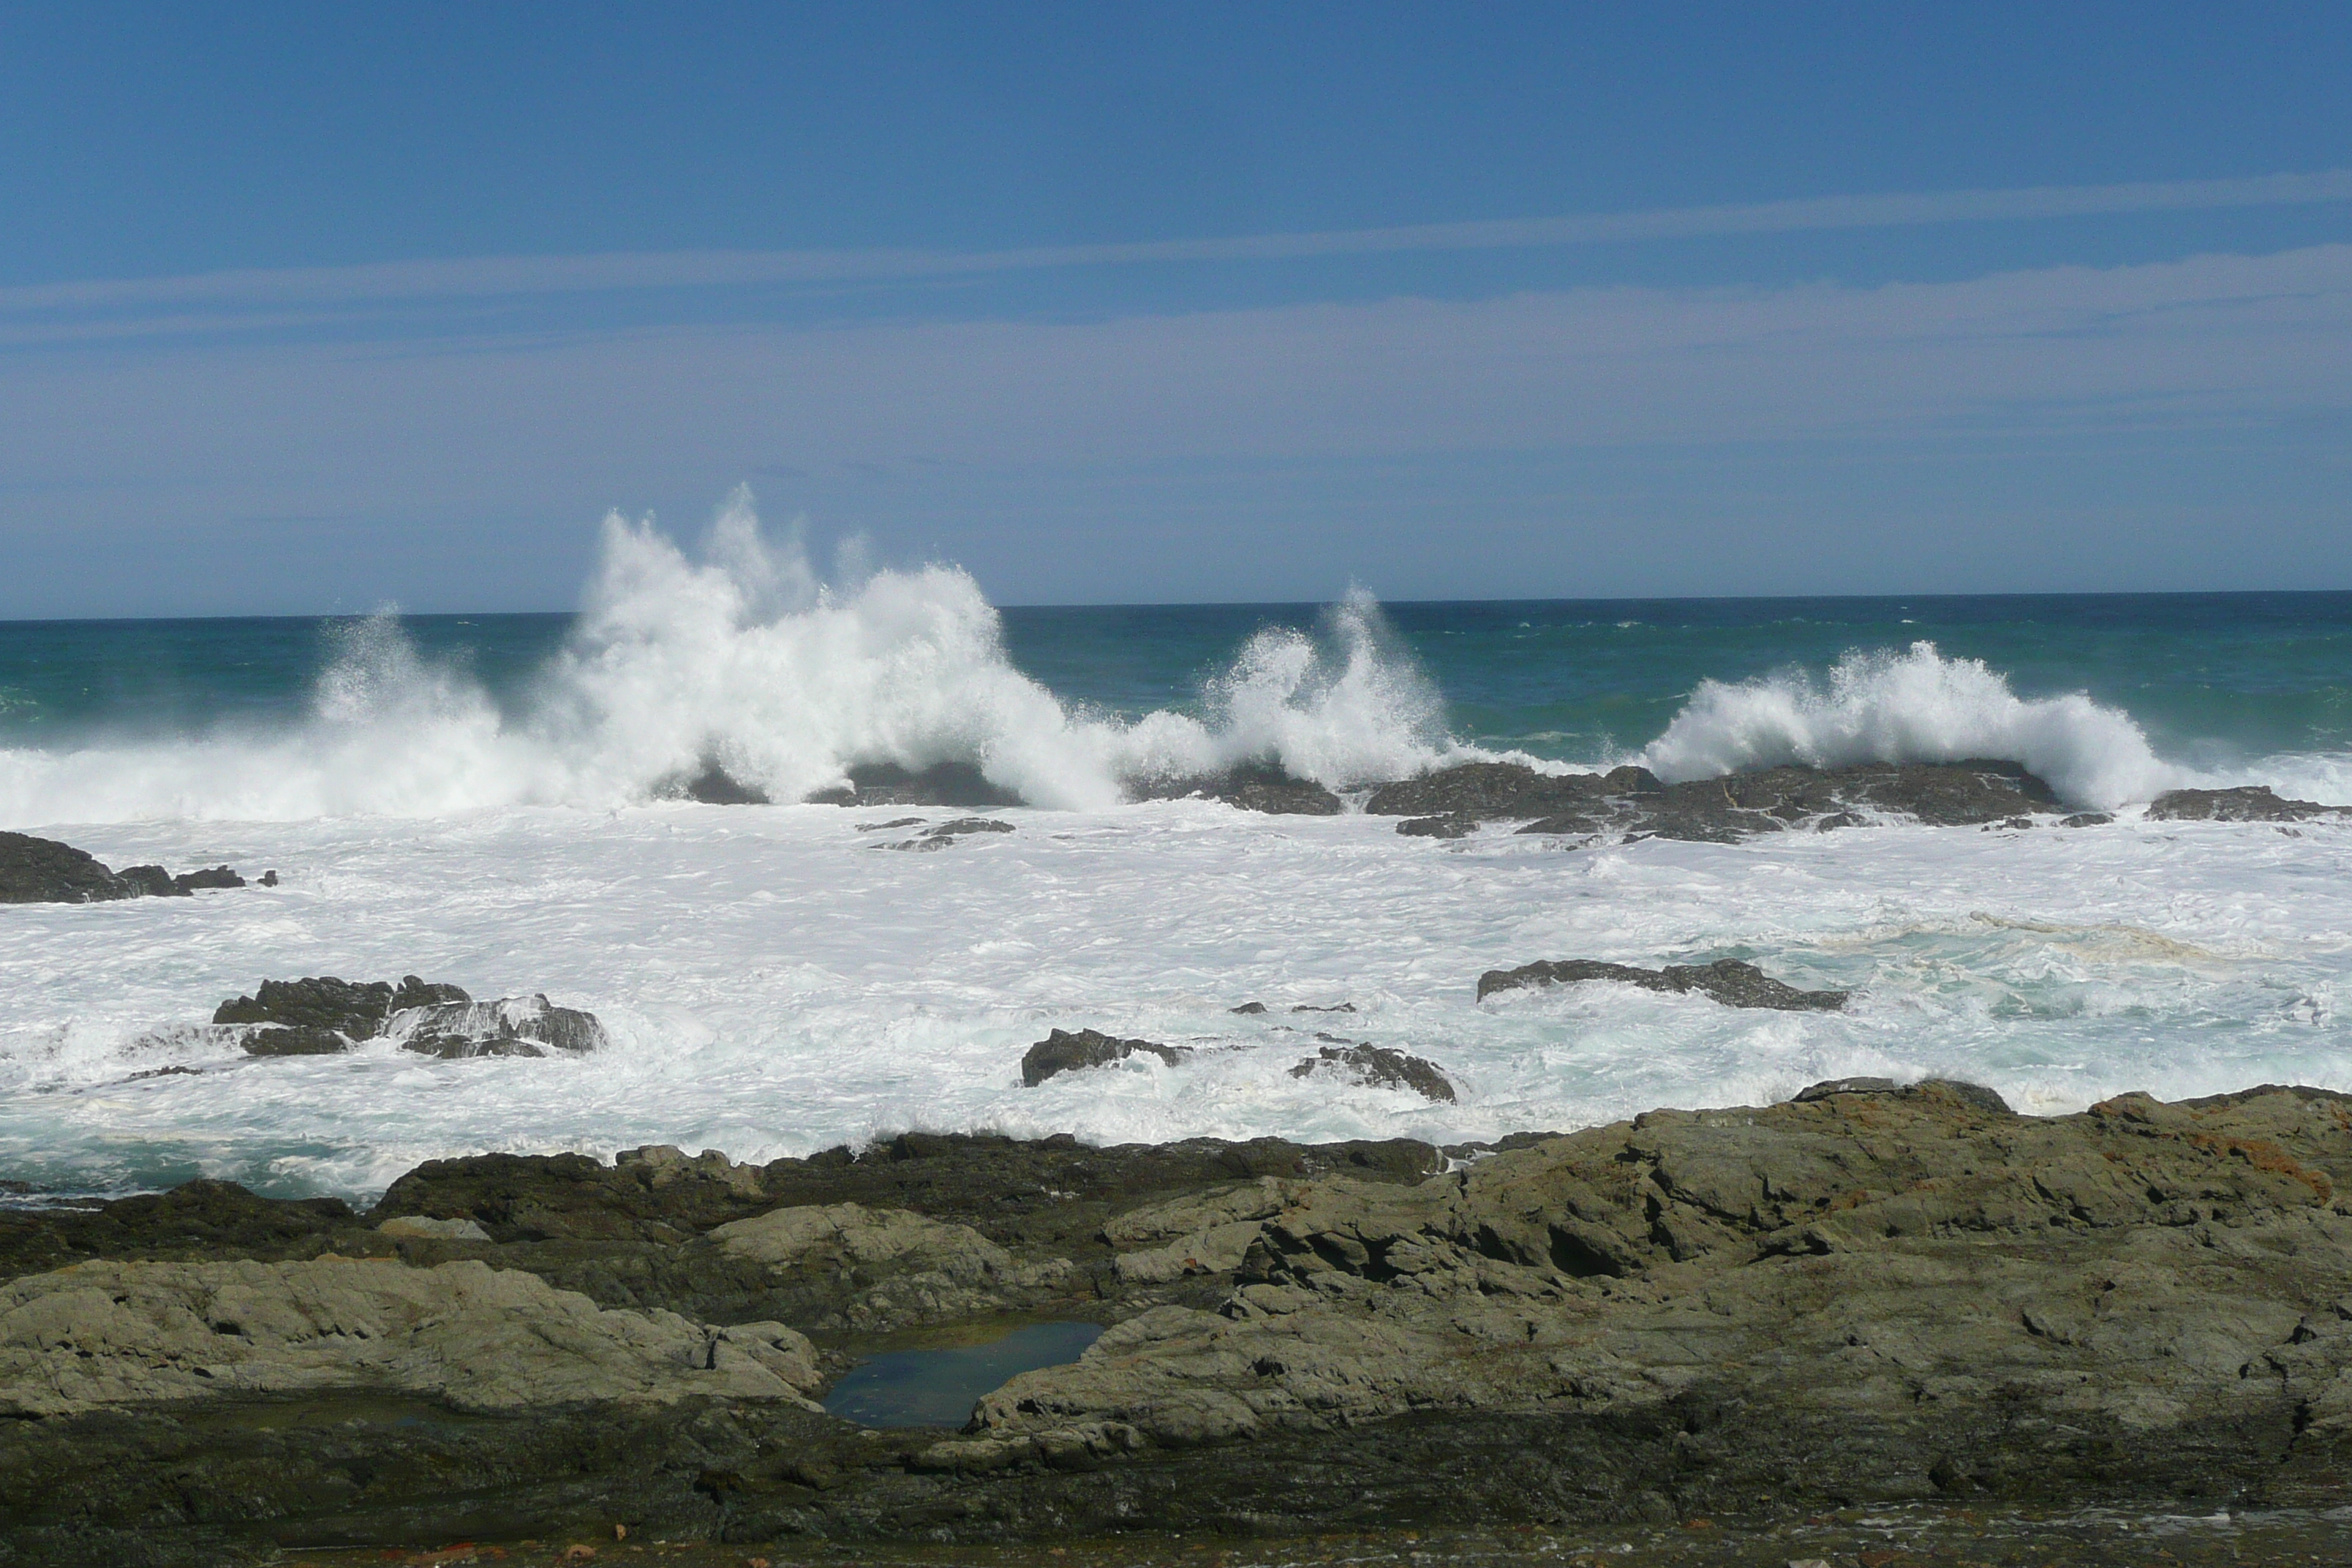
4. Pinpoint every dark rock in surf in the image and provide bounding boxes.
[805,761,1024,810]
[1131,761,1344,815]
[2061,812,2114,827]
[1021,1028,1193,1087]
[2146,785,2348,823]
[1288,1042,1457,1102]
[211,975,600,1060]
[1366,762,1658,820]
[1368,758,2062,842]
[1396,813,1477,839]
[1229,1001,1270,1014]
[1477,957,1848,1011]
[386,994,608,1060]
[0,832,257,905]
[676,761,771,804]
[879,817,1015,850]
